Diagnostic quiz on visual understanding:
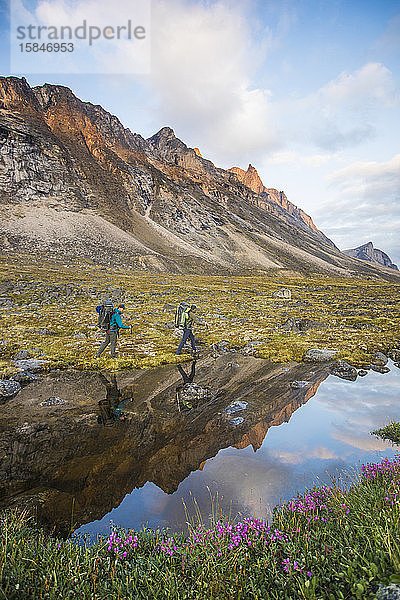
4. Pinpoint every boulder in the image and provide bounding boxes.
[371,365,391,374]
[11,371,37,386]
[358,369,368,377]
[304,348,338,362]
[39,396,67,406]
[373,351,388,366]
[273,288,292,299]
[329,360,357,381]
[282,318,319,333]
[225,401,248,415]
[0,379,21,400]
[229,416,244,426]
[394,362,400,369]
[388,348,400,362]
[13,349,31,361]
[13,359,47,373]
[291,381,309,389]
[376,584,400,600]
[239,341,264,356]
